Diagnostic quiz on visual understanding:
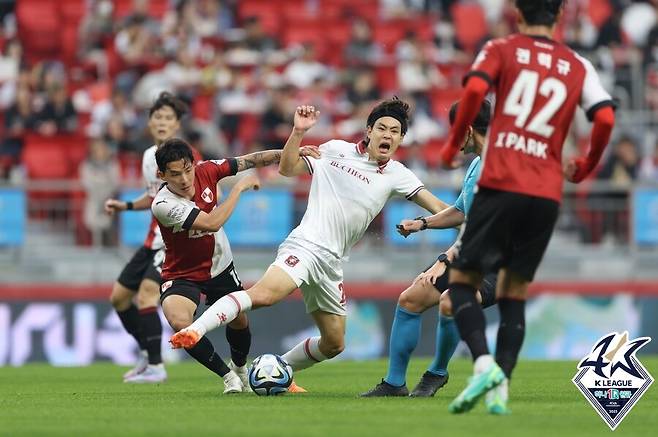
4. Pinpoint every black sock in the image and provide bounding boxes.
[226,325,251,367]
[450,282,489,360]
[495,298,526,379]
[117,305,145,350]
[186,336,231,377]
[139,307,162,365]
